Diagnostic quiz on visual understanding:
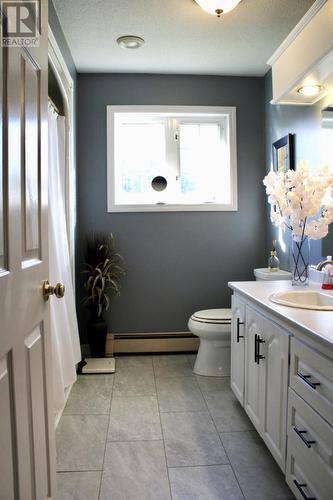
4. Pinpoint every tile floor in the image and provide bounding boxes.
[56,354,294,500]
